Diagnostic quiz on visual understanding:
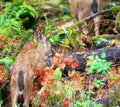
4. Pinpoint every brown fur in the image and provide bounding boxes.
[70,0,102,36]
[10,34,52,107]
